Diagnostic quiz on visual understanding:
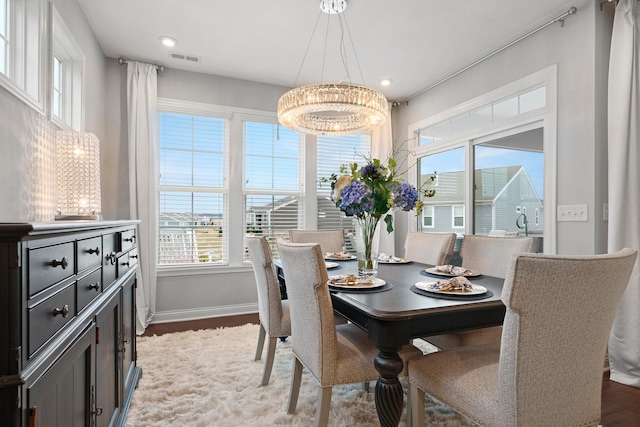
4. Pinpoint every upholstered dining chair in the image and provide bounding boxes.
[408,248,637,427]
[289,229,345,254]
[276,239,422,427]
[246,236,291,387]
[426,234,539,350]
[404,232,457,265]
